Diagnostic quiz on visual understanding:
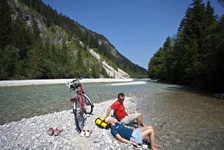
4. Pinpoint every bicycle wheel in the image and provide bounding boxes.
[83,94,94,114]
[73,99,85,132]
